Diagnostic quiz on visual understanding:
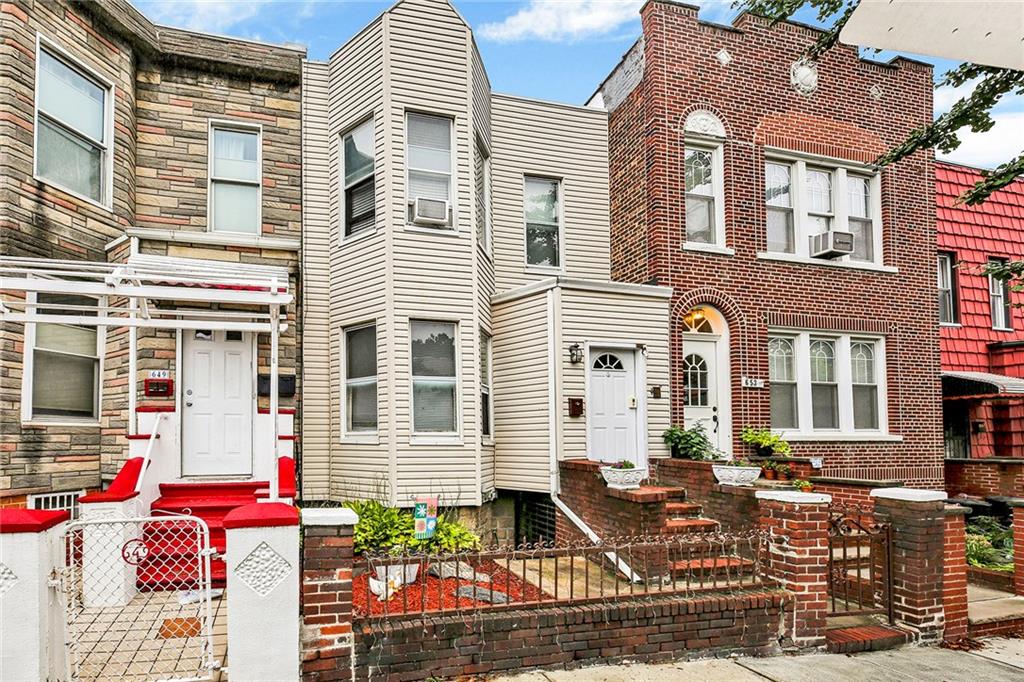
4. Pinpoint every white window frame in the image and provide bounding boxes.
[683,137,727,251]
[409,319,461,443]
[340,118,376,244]
[762,151,883,266]
[340,321,378,443]
[938,252,959,326]
[480,329,493,443]
[207,119,262,235]
[989,258,1013,331]
[33,34,115,211]
[769,330,889,440]
[21,290,106,426]
[405,111,456,232]
[476,136,492,255]
[523,174,565,274]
